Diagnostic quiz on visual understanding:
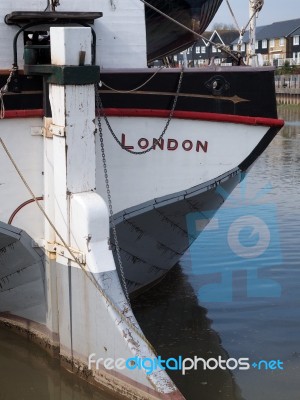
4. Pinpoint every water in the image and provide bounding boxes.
[0,327,115,400]
[133,105,300,400]
[1,106,299,400]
